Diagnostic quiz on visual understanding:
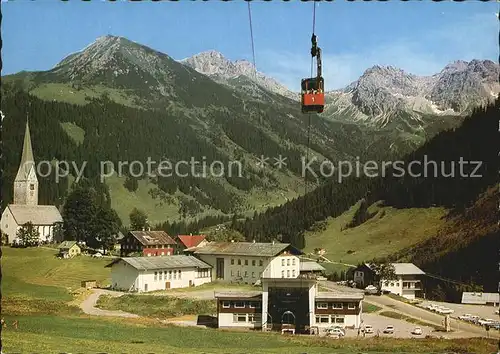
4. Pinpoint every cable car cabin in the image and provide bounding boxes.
[301,77,325,114]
